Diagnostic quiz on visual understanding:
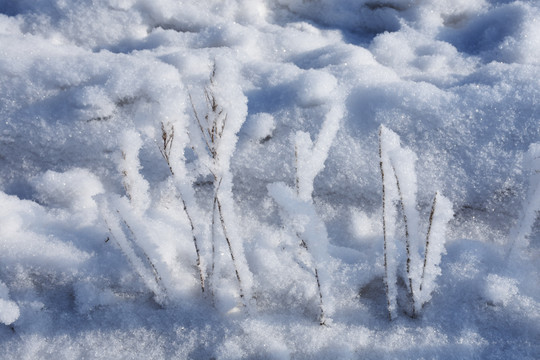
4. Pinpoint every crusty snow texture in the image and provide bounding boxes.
[0,0,539,359]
